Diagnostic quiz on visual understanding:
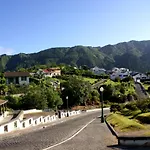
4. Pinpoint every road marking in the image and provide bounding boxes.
[42,118,96,150]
